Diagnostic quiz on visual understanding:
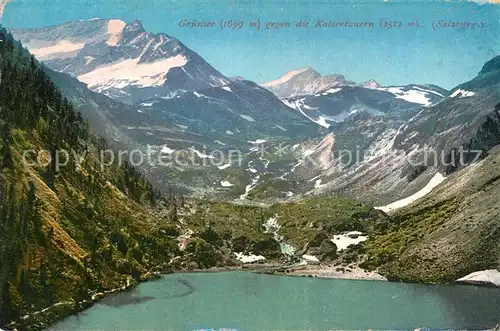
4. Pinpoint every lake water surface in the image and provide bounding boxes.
[49,271,500,330]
